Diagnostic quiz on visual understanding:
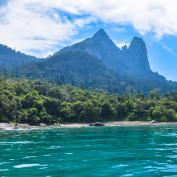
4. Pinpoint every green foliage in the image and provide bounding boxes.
[1,77,177,125]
